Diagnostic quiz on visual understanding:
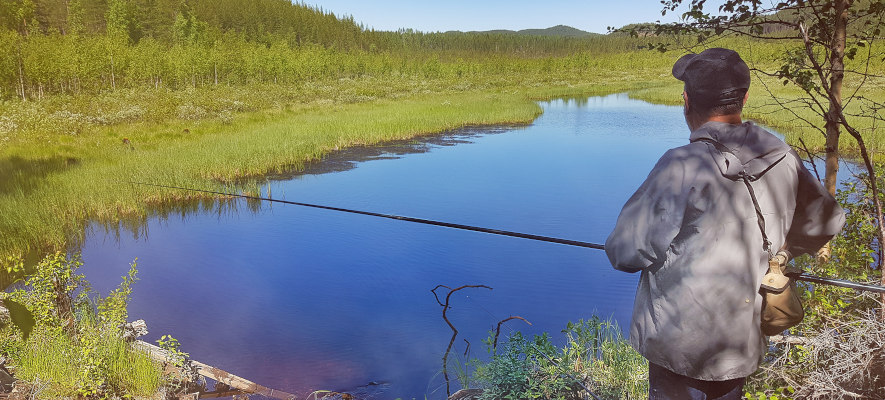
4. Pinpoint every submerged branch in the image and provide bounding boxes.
[431,284,492,397]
